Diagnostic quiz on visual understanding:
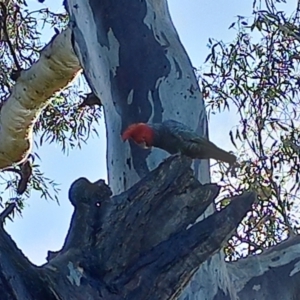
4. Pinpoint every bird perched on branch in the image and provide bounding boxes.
[122,119,237,164]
